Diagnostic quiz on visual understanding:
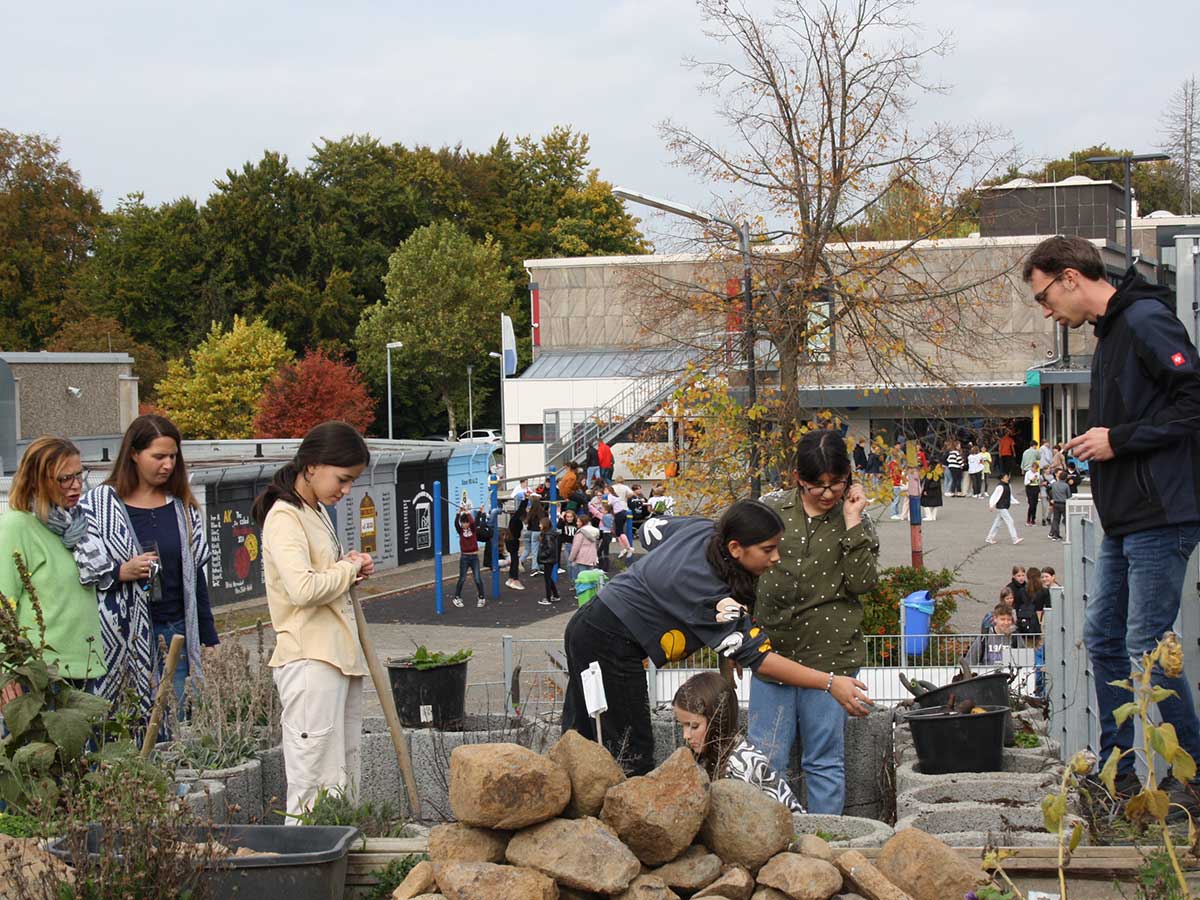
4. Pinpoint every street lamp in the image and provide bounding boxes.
[385,340,403,440]
[612,187,760,498]
[467,364,474,436]
[1083,152,1171,268]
